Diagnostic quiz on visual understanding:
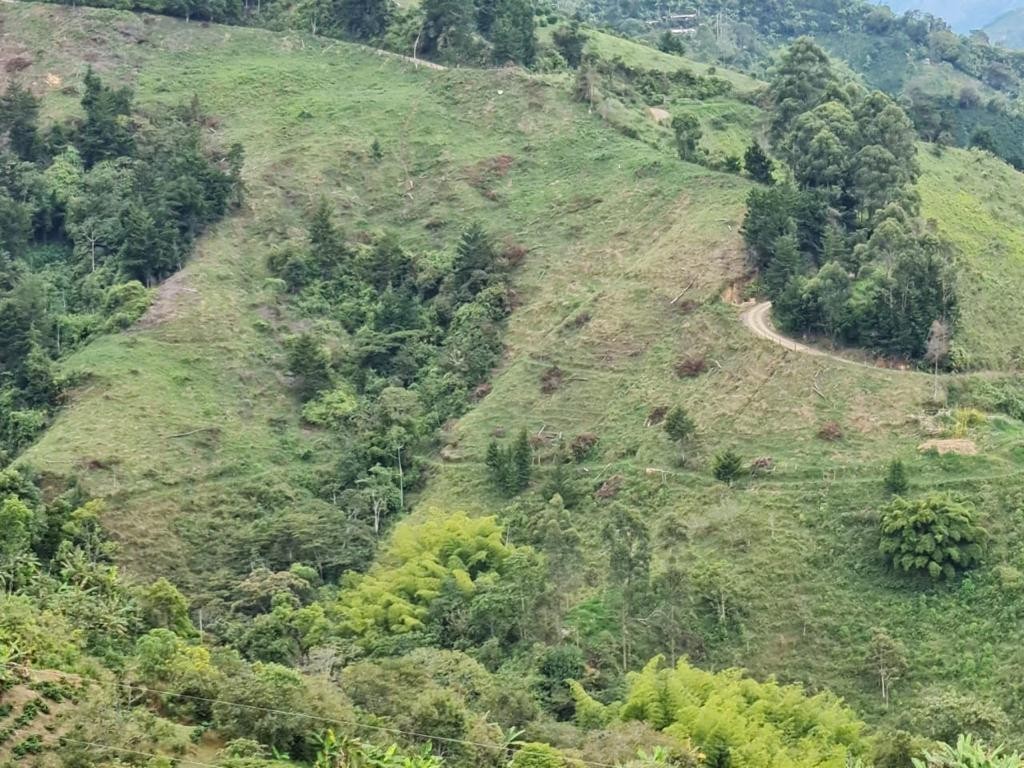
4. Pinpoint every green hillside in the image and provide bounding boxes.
[8,2,1024,766]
